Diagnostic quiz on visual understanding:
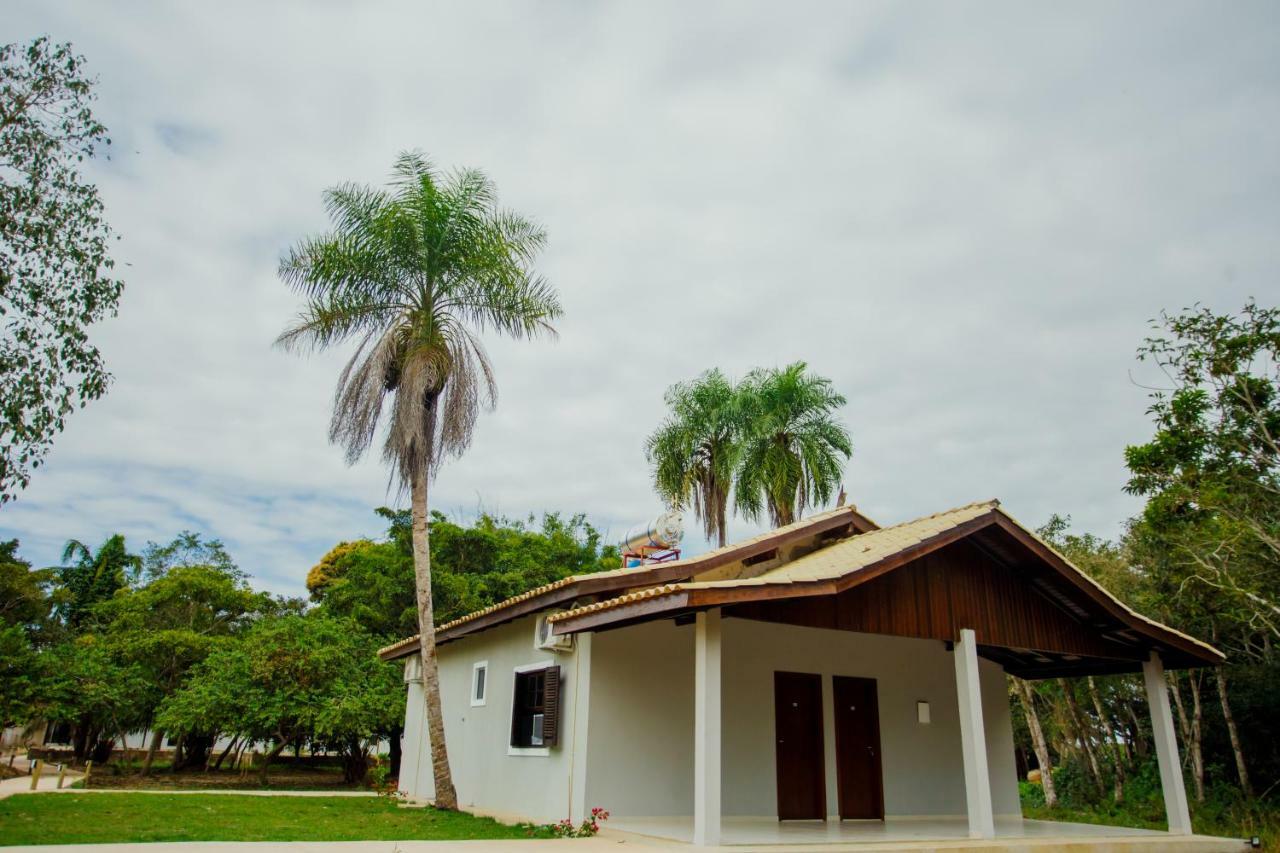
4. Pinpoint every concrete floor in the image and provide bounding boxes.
[606,815,1249,849]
